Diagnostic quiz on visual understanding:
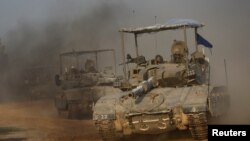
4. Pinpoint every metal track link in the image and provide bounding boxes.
[188,112,208,140]
[96,120,120,141]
